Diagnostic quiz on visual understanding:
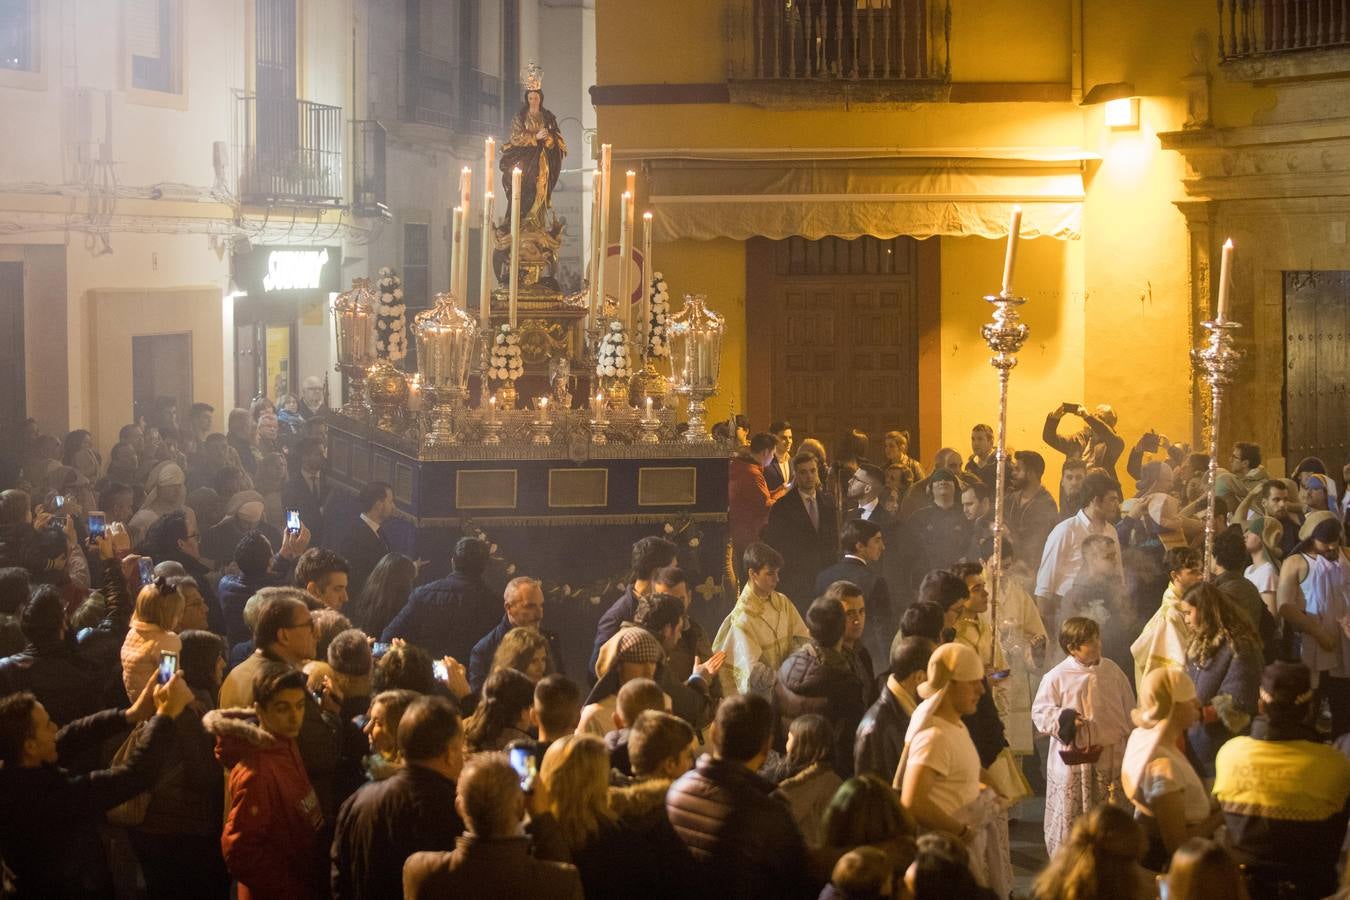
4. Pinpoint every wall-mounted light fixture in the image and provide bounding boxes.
[1081,81,1139,131]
